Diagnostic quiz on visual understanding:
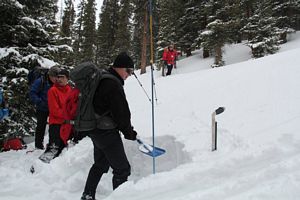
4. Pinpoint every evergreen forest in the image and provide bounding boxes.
[0,0,299,147]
